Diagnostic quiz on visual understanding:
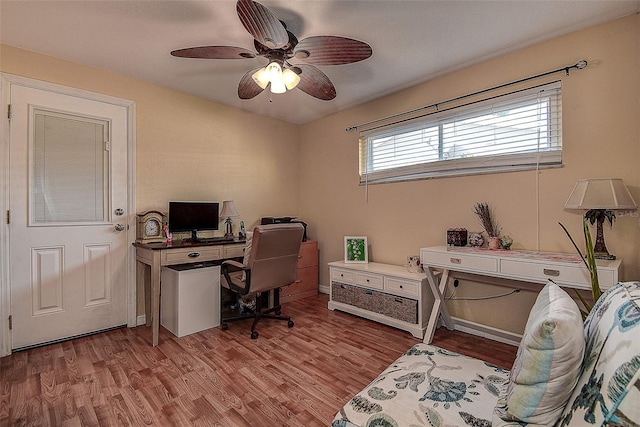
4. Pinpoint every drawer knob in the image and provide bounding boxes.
[366,279,370,282]
[544,268,560,277]
[399,285,403,289]
[450,257,461,264]
[188,252,201,258]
